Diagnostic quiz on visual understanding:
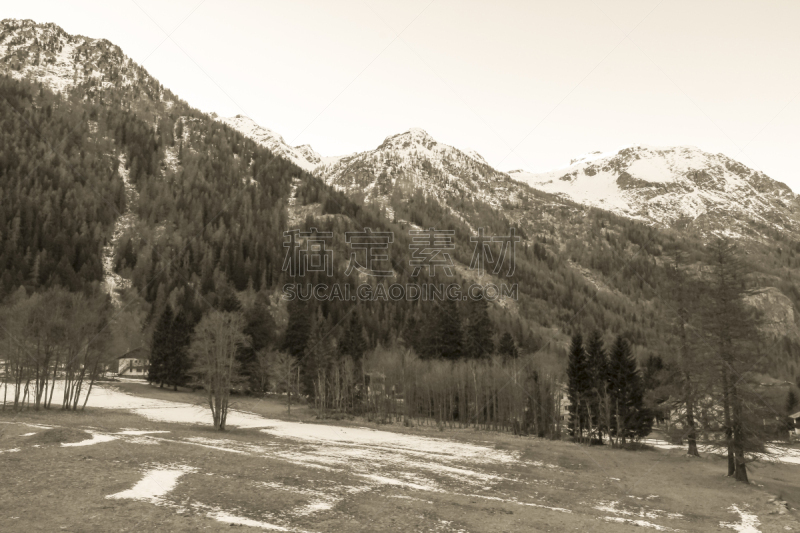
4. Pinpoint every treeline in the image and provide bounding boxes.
[144,290,565,437]
[0,286,114,410]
